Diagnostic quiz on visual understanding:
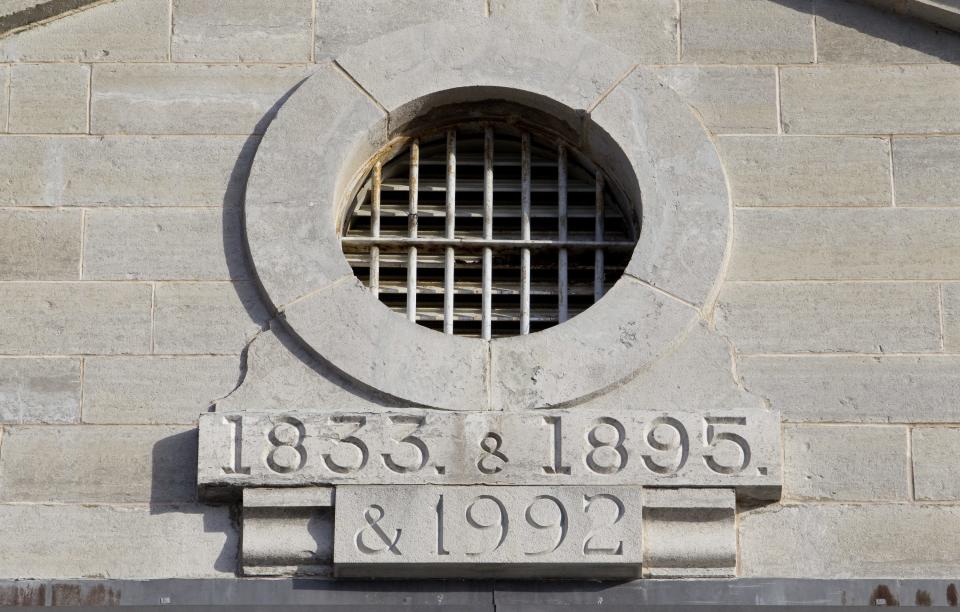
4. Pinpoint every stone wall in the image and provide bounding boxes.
[1,0,959,579]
